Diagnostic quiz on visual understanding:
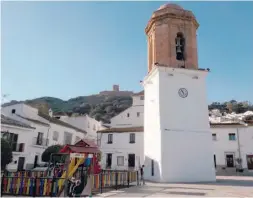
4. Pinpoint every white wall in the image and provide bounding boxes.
[1,124,38,171]
[212,126,253,170]
[240,126,253,169]
[48,123,86,146]
[143,68,162,182]
[132,95,144,106]
[98,132,144,170]
[143,67,216,182]
[2,103,47,124]
[2,103,25,117]
[110,106,144,128]
[2,104,87,171]
[1,112,50,170]
[97,125,253,173]
[60,115,105,140]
